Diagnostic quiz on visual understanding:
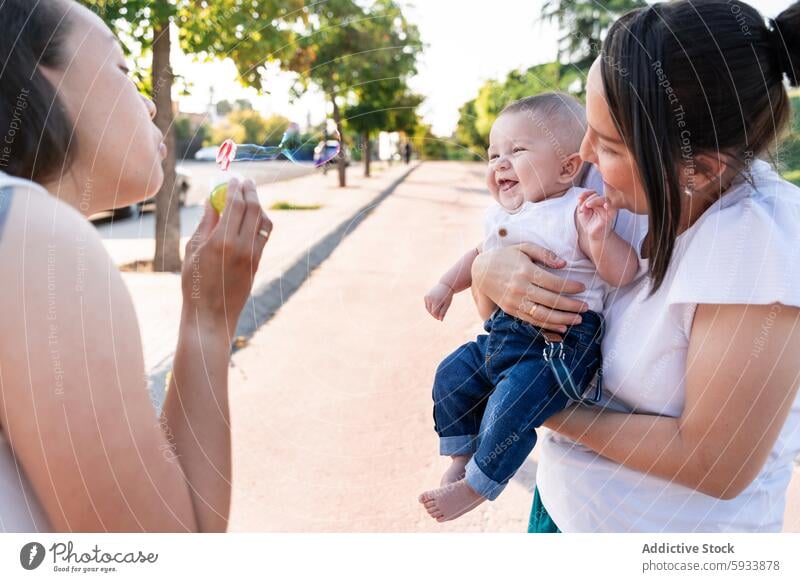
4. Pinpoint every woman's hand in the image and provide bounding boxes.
[181,177,272,339]
[471,243,589,333]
